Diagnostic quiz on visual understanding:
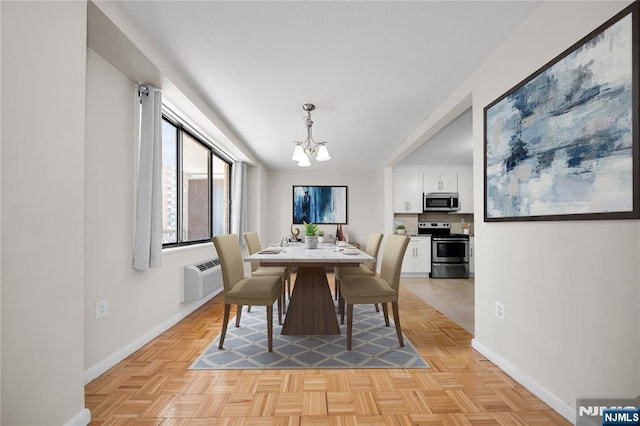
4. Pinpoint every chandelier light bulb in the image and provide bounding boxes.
[297,154,311,167]
[316,144,331,161]
[292,144,305,162]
